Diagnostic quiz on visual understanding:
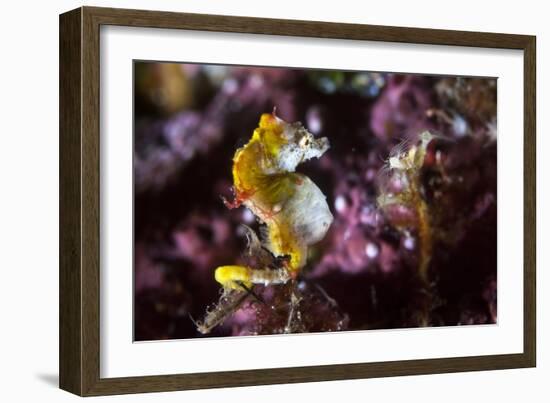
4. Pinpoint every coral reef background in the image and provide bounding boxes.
[133,62,497,340]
